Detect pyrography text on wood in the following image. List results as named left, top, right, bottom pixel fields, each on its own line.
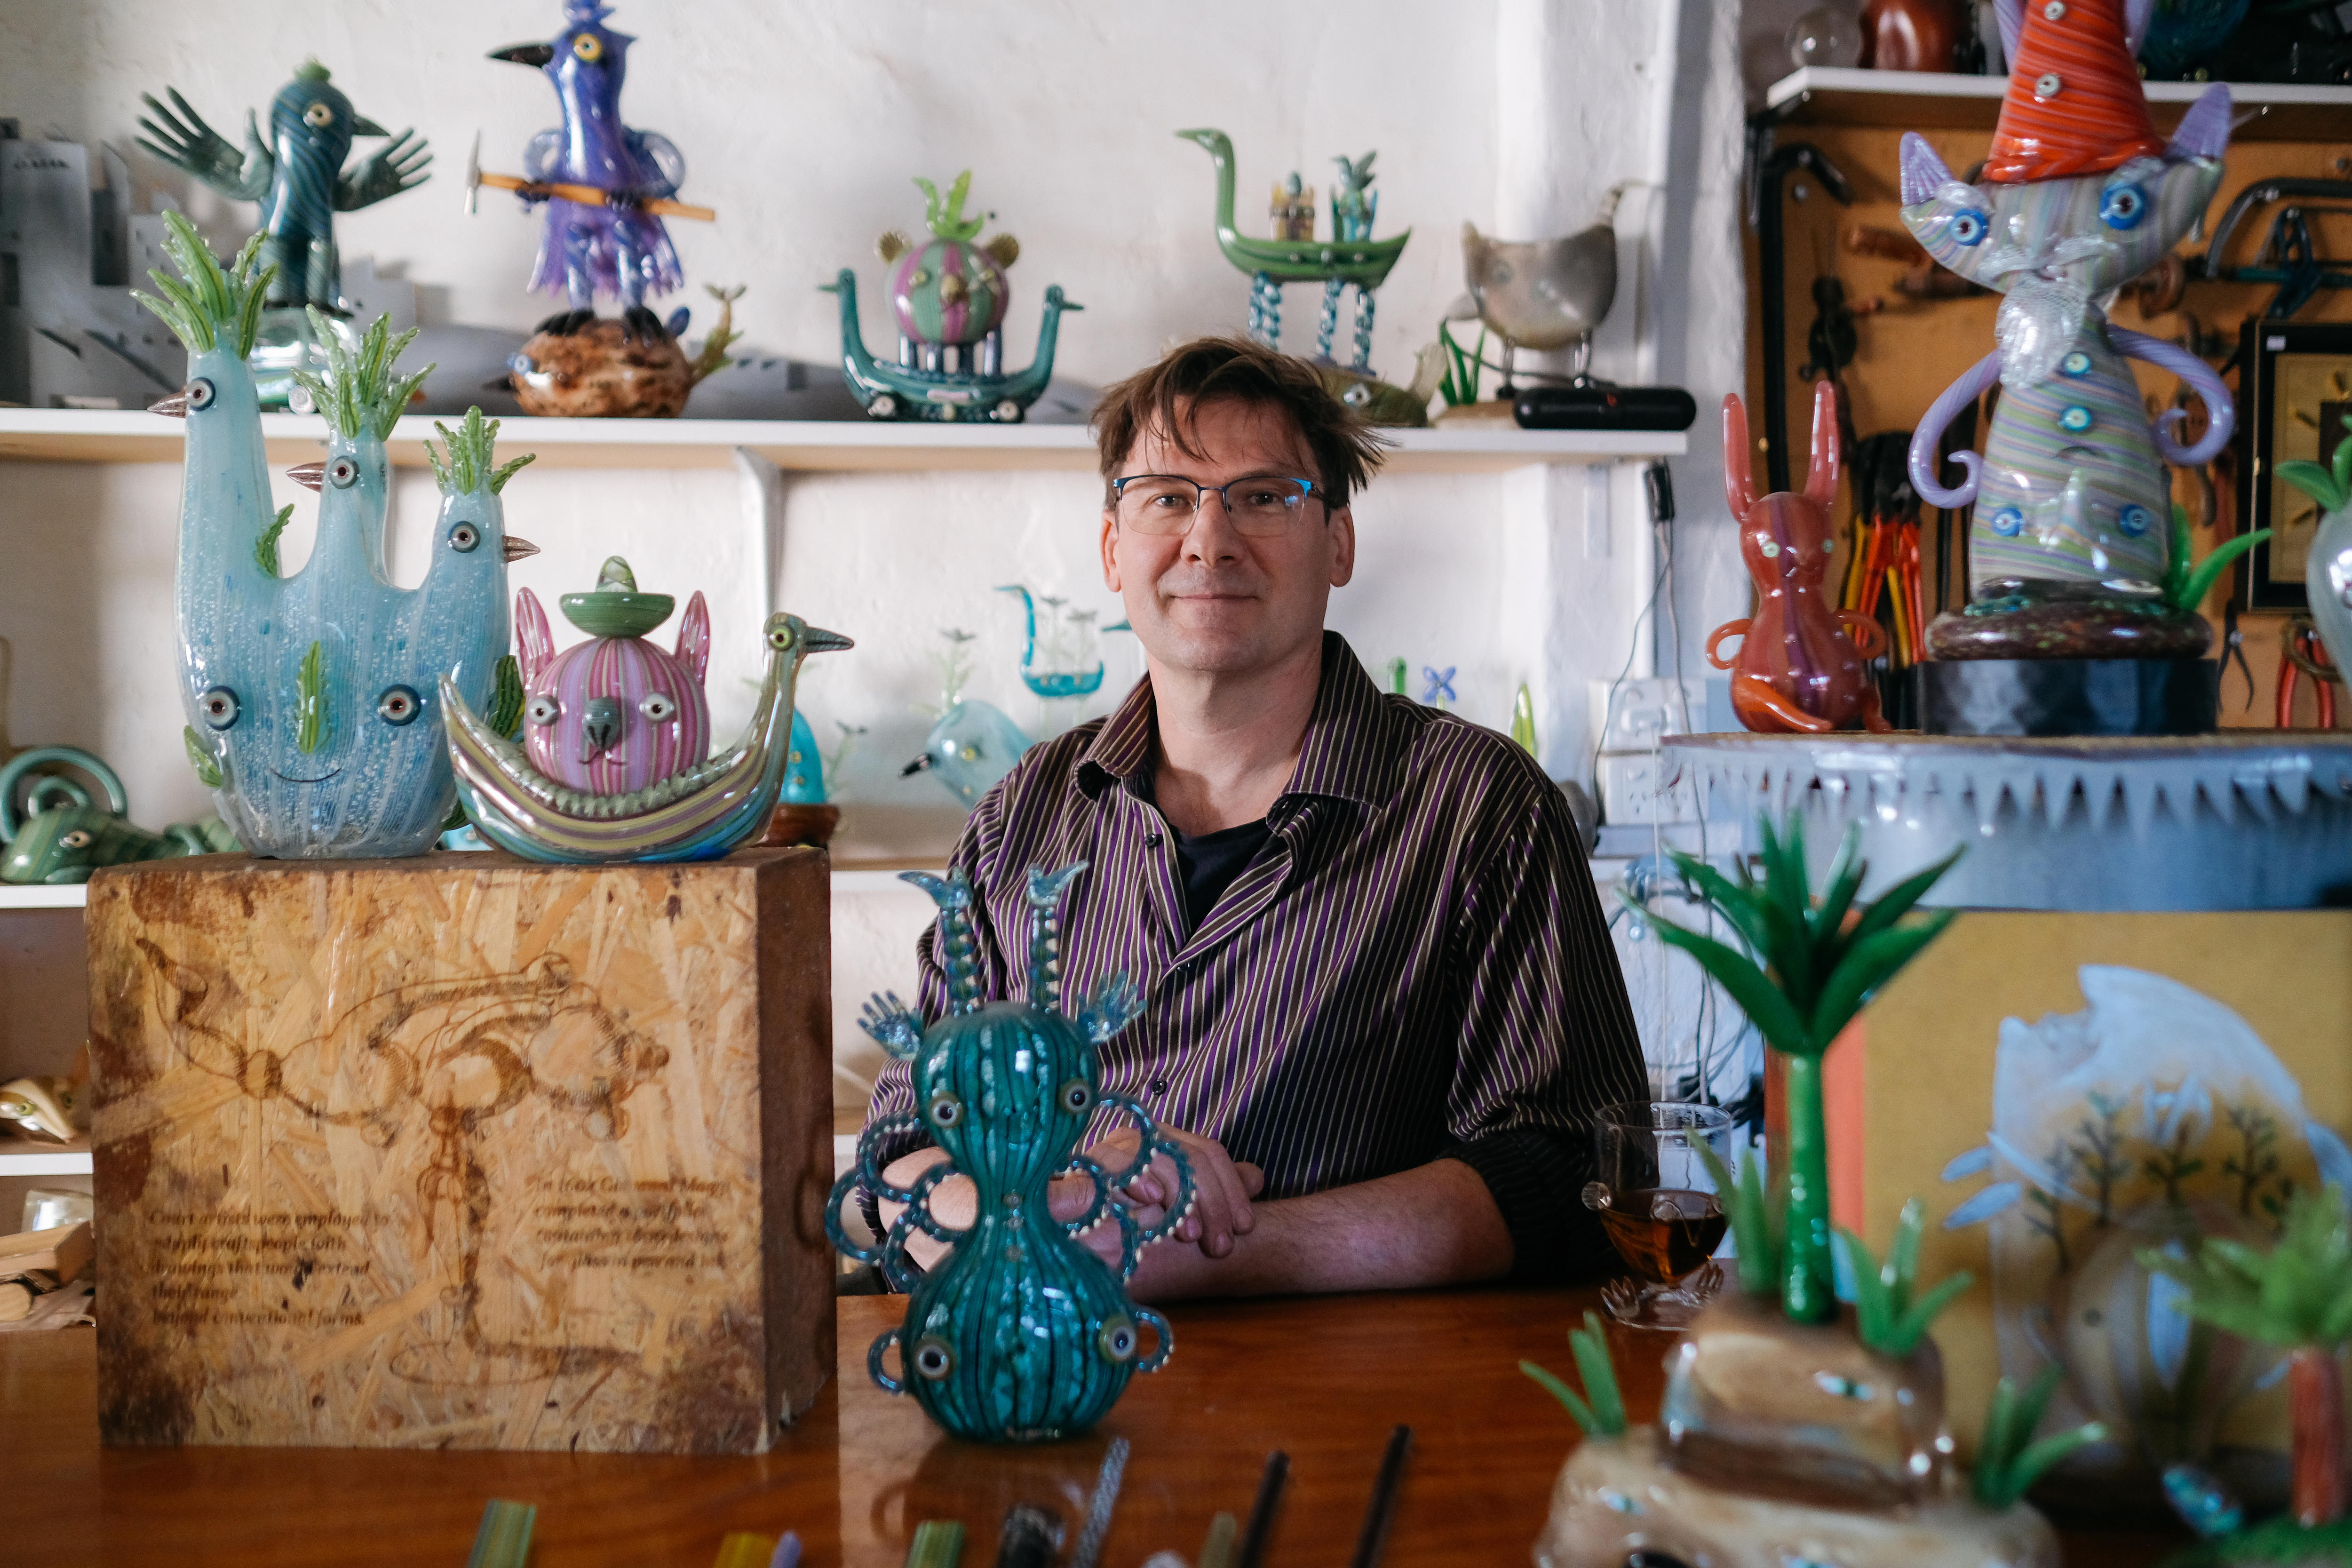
left=84, top=848, right=834, bottom=1454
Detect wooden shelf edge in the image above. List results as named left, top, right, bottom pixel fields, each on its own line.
left=0, top=886, right=87, bottom=910
left=1762, top=67, right=2352, bottom=139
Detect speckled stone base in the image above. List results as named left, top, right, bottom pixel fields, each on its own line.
left=1926, top=580, right=2211, bottom=662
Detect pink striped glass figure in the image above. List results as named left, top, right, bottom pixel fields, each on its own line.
left=515, top=557, right=711, bottom=796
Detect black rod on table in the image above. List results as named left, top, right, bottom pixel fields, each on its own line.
left=1232, top=1449, right=1289, bottom=1568
left=1345, top=1425, right=1412, bottom=1568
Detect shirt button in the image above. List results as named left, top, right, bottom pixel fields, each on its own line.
left=1145, top=832, right=1163, bottom=848
left=1149, top=1078, right=1169, bottom=1095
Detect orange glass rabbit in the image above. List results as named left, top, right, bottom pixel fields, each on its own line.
left=1709, top=382, right=1891, bottom=734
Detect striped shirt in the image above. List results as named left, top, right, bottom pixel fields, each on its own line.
left=863, top=632, right=1647, bottom=1283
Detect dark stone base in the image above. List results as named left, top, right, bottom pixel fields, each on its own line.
left=1919, top=658, right=2218, bottom=736
left=1925, top=579, right=2211, bottom=661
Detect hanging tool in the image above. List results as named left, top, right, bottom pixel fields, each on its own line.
left=2224, top=601, right=2255, bottom=712
left=2277, top=614, right=2341, bottom=728
left=1745, top=128, right=1854, bottom=493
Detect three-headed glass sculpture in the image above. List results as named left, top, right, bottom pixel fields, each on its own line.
left=137, top=214, right=530, bottom=858
left=828, top=863, right=1195, bottom=1443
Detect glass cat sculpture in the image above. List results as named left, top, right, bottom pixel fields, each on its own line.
left=826, top=863, right=1195, bottom=1443
left=1900, top=0, right=2235, bottom=660
left=442, top=603, right=849, bottom=863
left=136, top=214, right=533, bottom=859
left=516, top=557, right=712, bottom=796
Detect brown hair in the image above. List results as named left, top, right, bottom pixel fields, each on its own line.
left=1091, top=336, right=1391, bottom=509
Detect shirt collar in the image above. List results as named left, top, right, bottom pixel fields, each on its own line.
left=1076, top=631, right=1407, bottom=810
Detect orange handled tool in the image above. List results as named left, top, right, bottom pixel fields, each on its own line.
left=464, top=132, right=714, bottom=222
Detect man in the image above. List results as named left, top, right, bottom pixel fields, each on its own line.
left=865, top=337, right=1645, bottom=1299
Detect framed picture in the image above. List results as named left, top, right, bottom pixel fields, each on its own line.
left=2238, top=319, right=2352, bottom=610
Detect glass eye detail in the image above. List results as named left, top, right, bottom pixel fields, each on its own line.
left=638, top=692, right=677, bottom=722
left=911, top=1336, right=954, bottom=1380
left=1098, top=1316, right=1138, bottom=1363
left=2060, top=351, right=2092, bottom=377
left=1948, top=209, right=1989, bottom=246
left=199, top=686, right=240, bottom=730
left=527, top=695, right=561, bottom=727
left=2119, top=505, right=2153, bottom=537
left=448, top=522, right=481, bottom=553
left=328, top=456, right=359, bottom=489
left=2099, top=183, right=2147, bottom=230
left=573, top=32, right=603, bottom=61
left=927, top=1091, right=963, bottom=1129
left=766, top=625, right=798, bottom=651
left=60, top=829, right=94, bottom=851
left=2059, top=405, right=2094, bottom=434
left=376, top=685, right=421, bottom=725
left=1057, top=1078, right=1094, bottom=1115
left=1991, top=508, right=2025, bottom=538
left=302, top=101, right=334, bottom=128
left=186, top=377, right=216, bottom=411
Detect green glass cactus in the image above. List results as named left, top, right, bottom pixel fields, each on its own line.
left=1631, top=814, right=1961, bottom=1324
left=1973, top=1365, right=2108, bottom=1511
left=1520, top=1310, right=1627, bottom=1438
left=1835, top=1199, right=1974, bottom=1359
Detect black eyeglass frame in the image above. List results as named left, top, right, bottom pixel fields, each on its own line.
left=1106, top=473, right=1328, bottom=534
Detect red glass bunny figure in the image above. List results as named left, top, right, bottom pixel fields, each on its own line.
left=1709, top=381, right=1891, bottom=734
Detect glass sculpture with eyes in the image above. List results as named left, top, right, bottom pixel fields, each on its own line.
left=1898, top=1, right=2234, bottom=641
left=146, top=217, right=535, bottom=859
left=829, top=865, right=1195, bottom=1443
left=514, top=560, right=712, bottom=796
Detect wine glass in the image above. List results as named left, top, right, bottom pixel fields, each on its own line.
left=1582, top=1100, right=1733, bottom=1331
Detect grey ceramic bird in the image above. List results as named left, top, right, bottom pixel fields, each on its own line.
left=1458, top=181, right=1636, bottom=383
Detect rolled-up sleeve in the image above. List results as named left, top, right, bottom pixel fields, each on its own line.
left=1441, top=783, right=1648, bottom=1284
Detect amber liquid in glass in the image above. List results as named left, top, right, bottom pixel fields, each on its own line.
left=1597, top=1189, right=1727, bottom=1282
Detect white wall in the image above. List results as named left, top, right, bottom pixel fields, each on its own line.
left=0, top=1, right=1748, bottom=1112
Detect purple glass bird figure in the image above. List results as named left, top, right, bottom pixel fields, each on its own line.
left=491, top=1, right=686, bottom=342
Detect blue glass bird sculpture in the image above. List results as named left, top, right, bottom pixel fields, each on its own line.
left=136, top=214, right=535, bottom=858
left=828, top=864, right=1195, bottom=1443
left=136, top=59, right=429, bottom=313
left=492, top=1, right=688, bottom=342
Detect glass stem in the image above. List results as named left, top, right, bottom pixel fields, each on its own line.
left=1781, top=1052, right=1836, bottom=1324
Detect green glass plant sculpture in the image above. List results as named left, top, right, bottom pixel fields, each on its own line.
left=1634, top=814, right=1961, bottom=1322
left=2142, top=1184, right=2352, bottom=1552
left=1836, top=1199, right=1976, bottom=1359
left=1974, top=1366, right=2108, bottom=1512
left=1521, top=1310, right=1627, bottom=1438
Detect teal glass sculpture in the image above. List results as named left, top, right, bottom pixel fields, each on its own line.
left=137, top=59, right=429, bottom=406
left=138, top=214, right=532, bottom=858
left=827, top=864, right=1194, bottom=1442
left=902, top=629, right=1032, bottom=808
left=0, top=747, right=238, bottom=884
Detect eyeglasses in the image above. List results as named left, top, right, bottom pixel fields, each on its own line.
left=1108, top=474, right=1324, bottom=537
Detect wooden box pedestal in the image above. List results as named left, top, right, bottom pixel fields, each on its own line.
left=84, top=849, right=834, bottom=1454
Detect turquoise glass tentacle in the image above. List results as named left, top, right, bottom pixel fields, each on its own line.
left=826, top=861, right=1196, bottom=1442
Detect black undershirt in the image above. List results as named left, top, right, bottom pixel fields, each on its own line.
left=1170, top=815, right=1272, bottom=936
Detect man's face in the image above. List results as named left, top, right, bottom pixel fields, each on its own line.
left=1099, top=398, right=1355, bottom=678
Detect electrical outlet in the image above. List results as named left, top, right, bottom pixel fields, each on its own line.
left=1597, top=750, right=1700, bottom=825
left=1589, top=677, right=1704, bottom=756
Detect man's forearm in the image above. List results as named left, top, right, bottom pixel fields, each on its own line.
left=1124, top=1157, right=1510, bottom=1301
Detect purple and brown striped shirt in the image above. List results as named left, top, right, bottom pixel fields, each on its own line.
left=864, top=632, right=1647, bottom=1282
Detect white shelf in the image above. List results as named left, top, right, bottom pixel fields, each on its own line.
left=0, top=1143, right=91, bottom=1176
left=0, top=870, right=934, bottom=906
left=0, top=885, right=86, bottom=910
left=1761, top=67, right=2352, bottom=140
left=0, top=407, right=1683, bottom=474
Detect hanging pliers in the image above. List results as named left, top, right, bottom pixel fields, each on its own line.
left=2277, top=614, right=2339, bottom=729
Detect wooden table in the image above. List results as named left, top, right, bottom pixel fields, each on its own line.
left=1, top=1289, right=2185, bottom=1566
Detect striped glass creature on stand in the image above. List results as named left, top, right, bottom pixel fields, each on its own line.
left=828, top=863, right=1194, bottom=1442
